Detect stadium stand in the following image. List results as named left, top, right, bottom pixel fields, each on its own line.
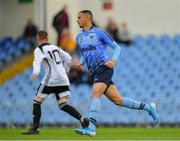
left=0, top=53, right=33, bottom=84
left=0, top=37, right=31, bottom=64
left=0, top=37, right=33, bottom=84
left=0, top=34, right=180, bottom=126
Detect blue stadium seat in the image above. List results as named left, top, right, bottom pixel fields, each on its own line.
left=0, top=37, right=31, bottom=64
left=159, top=34, right=170, bottom=43
left=173, top=34, right=180, bottom=45
left=17, top=39, right=31, bottom=51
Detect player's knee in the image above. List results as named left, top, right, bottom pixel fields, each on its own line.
left=33, top=100, right=42, bottom=105
left=34, top=96, right=44, bottom=103
left=113, top=97, right=122, bottom=106
left=58, top=96, right=70, bottom=109
left=92, top=92, right=102, bottom=98
left=114, top=100, right=120, bottom=106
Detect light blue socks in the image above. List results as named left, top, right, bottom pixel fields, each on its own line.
left=121, top=97, right=150, bottom=111
left=88, top=97, right=101, bottom=130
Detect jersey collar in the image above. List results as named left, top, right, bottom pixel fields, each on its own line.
left=38, top=43, right=50, bottom=53
left=82, top=26, right=94, bottom=32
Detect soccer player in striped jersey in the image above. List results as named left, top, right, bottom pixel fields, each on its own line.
left=22, top=30, right=89, bottom=135
left=74, top=10, right=159, bottom=137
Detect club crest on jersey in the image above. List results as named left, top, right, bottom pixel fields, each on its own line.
left=90, top=35, right=94, bottom=39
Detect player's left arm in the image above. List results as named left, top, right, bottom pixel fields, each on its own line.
left=98, top=29, right=121, bottom=68
left=105, top=41, right=121, bottom=68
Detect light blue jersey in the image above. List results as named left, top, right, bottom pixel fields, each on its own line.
left=76, top=26, right=117, bottom=73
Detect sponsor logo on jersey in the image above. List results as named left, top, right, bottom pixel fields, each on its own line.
left=81, top=45, right=96, bottom=53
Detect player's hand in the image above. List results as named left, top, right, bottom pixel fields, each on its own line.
left=86, top=70, right=90, bottom=76
left=105, top=59, right=116, bottom=68
left=31, top=73, right=38, bottom=80
left=75, top=63, right=82, bottom=70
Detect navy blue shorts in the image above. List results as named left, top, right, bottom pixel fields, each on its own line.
left=91, top=65, right=114, bottom=86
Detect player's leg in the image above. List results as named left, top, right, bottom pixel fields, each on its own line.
left=56, top=92, right=89, bottom=128
left=75, top=82, right=107, bottom=136
left=88, top=82, right=106, bottom=129
left=22, top=84, right=47, bottom=134
left=75, top=65, right=113, bottom=136
left=105, top=85, right=150, bottom=110
left=22, top=96, right=45, bottom=134
left=105, top=85, right=159, bottom=124
left=32, top=96, right=45, bottom=130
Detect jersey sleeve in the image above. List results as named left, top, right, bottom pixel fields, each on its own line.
left=76, top=35, right=88, bottom=70
left=97, top=29, right=115, bottom=46
left=59, top=48, right=72, bottom=72
left=77, top=43, right=85, bottom=65
left=33, top=48, right=45, bottom=75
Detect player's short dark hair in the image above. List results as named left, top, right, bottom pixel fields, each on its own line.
left=79, top=10, right=93, bottom=20
left=37, top=30, right=48, bottom=39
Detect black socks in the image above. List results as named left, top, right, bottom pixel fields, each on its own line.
left=32, top=102, right=41, bottom=130
left=60, top=104, right=82, bottom=121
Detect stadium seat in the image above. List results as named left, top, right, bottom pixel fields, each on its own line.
left=0, top=37, right=31, bottom=65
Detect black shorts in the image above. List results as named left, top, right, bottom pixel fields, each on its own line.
left=91, top=65, right=114, bottom=86
left=36, top=84, right=71, bottom=100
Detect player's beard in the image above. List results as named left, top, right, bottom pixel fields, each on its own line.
left=79, top=24, right=83, bottom=28
left=78, top=23, right=84, bottom=28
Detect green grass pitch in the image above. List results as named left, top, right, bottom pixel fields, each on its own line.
left=0, top=127, right=180, bottom=140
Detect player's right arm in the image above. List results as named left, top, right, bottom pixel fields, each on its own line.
left=75, top=35, right=90, bottom=73
left=32, top=48, right=45, bottom=80
left=75, top=38, right=86, bottom=70
left=76, top=52, right=86, bottom=70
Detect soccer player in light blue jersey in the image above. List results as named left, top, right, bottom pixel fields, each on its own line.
left=75, top=10, right=159, bottom=137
